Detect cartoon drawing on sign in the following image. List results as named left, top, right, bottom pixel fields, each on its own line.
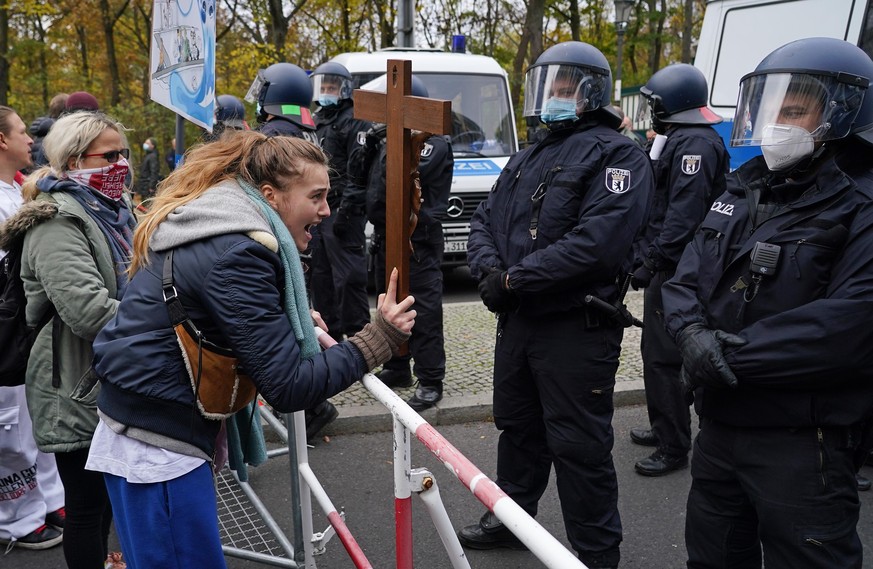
left=150, top=0, right=215, bottom=129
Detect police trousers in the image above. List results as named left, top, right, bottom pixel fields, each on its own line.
left=687, top=418, right=862, bottom=569
left=310, top=212, right=371, bottom=340
left=375, top=237, right=445, bottom=385
left=641, top=269, right=691, bottom=456
left=493, top=310, right=623, bottom=564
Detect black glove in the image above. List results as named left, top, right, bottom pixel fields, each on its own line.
left=630, top=265, right=654, bottom=290
left=333, top=207, right=352, bottom=239
left=676, top=323, right=747, bottom=391
left=478, top=270, right=517, bottom=313
left=365, top=124, right=386, bottom=149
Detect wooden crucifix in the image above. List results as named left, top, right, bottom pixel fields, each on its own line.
left=354, top=59, right=452, bottom=300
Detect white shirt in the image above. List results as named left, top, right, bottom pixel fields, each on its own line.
left=0, top=180, right=22, bottom=260
left=86, top=419, right=205, bottom=484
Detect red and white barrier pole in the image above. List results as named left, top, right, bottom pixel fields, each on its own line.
left=316, top=327, right=586, bottom=569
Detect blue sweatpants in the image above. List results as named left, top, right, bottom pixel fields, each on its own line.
left=103, top=463, right=226, bottom=569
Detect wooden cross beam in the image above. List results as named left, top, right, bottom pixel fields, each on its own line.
left=354, top=59, right=452, bottom=300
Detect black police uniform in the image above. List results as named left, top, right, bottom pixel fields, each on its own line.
left=259, top=117, right=319, bottom=145
left=467, top=117, right=653, bottom=565
left=662, top=153, right=873, bottom=568
left=310, top=99, right=371, bottom=341
left=365, top=132, right=453, bottom=391
left=634, top=125, right=729, bottom=461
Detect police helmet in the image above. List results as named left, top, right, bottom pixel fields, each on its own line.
left=639, top=64, right=721, bottom=129
left=731, top=37, right=873, bottom=149
left=311, top=62, right=355, bottom=105
left=523, top=41, right=614, bottom=126
left=253, top=62, right=315, bottom=130
left=215, top=94, right=247, bottom=129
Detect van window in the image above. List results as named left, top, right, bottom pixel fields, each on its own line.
left=711, top=0, right=855, bottom=108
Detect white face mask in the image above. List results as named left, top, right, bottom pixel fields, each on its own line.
left=760, top=124, right=815, bottom=171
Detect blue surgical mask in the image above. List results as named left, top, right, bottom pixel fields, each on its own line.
left=541, top=97, right=578, bottom=123
left=318, top=94, right=339, bottom=107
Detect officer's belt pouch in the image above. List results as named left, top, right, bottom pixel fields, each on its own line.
left=174, top=323, right=257, bottom=420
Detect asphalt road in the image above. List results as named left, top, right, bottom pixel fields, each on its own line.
left=9, top=404, right=873, bottom=568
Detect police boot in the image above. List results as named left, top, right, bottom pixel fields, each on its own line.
left=629, top=427, right=658, bottom=447
left=305, top=401, right=339, bottom=442
left=408, top=382, right=442, bottom=412
left=457, top=511, right=526, bottom=550
left=375, top=368, right=413, bottom=388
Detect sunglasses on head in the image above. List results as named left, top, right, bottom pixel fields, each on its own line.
left=81, top=148, right=130, bottom=163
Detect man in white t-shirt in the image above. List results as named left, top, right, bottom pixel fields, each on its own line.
left=0, top=106, right=65, bottom=551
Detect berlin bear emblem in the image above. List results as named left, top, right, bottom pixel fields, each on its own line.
left=605, top=168, right=631, bottom=194
left=681, top=154, right=702, bottom=175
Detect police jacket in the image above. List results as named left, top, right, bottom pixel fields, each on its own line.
left=315, top=100, right=370, bottom=212
left=259, top=117, right=319, bottom=146
left=366, top=134, right=453, bottom=246
left=93, top=182, right=366, bottom=457
left=467, top=118, right=654, bottom=316
left=662, top=154, right=873, bottom=428
left=634, top=125, right=729, bottom=272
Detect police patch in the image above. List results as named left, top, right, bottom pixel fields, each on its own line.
left=605, top=168, right=631, bottom=194
left=356, top=131, right=367, bottom=146
left=420, top=142, right=433, bottom=157
left=681, top=155, right=702, bottom=175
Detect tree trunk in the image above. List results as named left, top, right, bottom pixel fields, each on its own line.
left=681, top=0, right=693, bottom=63
left=0, top=4, right=7, bottom=105
left=569, top=0, right=580, bottom=41
left=267, top=0, right=289, bottom=57
left=99, top=0, right=122, bottom=106
left=76, top=26, right=92, bottom=89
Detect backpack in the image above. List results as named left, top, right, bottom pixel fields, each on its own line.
left=0, top=238, right=53, bottom=386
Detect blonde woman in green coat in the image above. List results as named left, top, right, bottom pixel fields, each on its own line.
left=0, top=111, right=135, bottom=569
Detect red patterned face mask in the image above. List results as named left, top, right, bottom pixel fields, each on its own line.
left=66, top=158, right=129, bottom=200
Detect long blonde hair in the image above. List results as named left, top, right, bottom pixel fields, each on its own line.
left=21, top=112, right=129, bottom=201
left=129, top=130, right=329, bottom=276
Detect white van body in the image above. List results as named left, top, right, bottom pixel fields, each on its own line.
left=330, top=48, right=519, bottom=268
left=693, top=0, right=872, bottom=169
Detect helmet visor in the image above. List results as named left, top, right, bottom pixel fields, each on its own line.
left=244, top=70, right=266, bottom=104
left=731, top=72, right=865, bottom=146
left=522, top=64, right=606, bottom=118
left=311, top=73, right=354, bottom=101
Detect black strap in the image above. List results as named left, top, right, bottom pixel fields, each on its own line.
left=160, top=250, right=234, bottom=356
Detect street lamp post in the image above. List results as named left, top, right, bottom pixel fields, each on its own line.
left=613, top=0, right=635, bottom=103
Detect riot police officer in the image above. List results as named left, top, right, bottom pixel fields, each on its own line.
left=309, top=62, right=371, bottom=343
left=459, top=42, right=654, bottom=569
left=203, top=94, right=249, bottom=142
left=360, top=76, right=453, bottom=411
left=252, top=62, right=318, bottom=145
left=662, top=38, right=873, bottom=568
left=628, top=64, right=730, bottom=477
left=252, top=62, right=335, bottom=440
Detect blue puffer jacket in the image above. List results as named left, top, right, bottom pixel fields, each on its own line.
left=93, top=183, right=366, bottom=457
left=663, top=154, right=873, bottom=428
left=467, top=119, right=654, bottom=316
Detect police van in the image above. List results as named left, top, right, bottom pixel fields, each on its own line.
left=693, top=0, right=873, bottom=169
left=329, top=48, right=519, bottom=270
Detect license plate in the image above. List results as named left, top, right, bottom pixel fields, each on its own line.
left=444, top=240, right=467, bottom=253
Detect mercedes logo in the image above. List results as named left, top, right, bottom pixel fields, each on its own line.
left=446, top=196, right=464, bottom=218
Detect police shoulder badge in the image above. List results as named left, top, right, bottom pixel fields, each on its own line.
left=681, top=155, right=702, bottom=175
left=420, top=142, right=433, bottom=157
left=605, top=168, right=632, bottom=194
left=356, top=131, right=367, bottom=146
